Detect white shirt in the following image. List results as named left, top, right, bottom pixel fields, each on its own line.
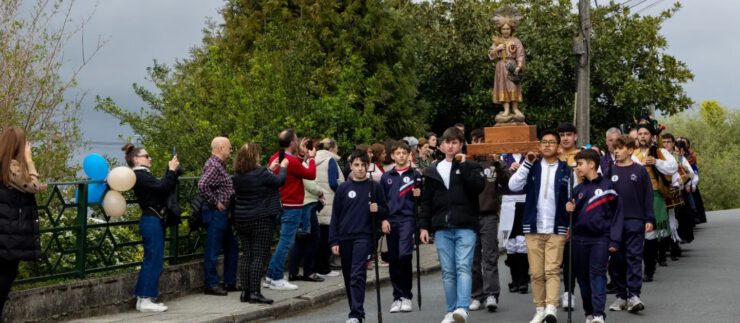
left=536, top=159, right=559, bottom=233
left=437, top=159, right=452, bottom=189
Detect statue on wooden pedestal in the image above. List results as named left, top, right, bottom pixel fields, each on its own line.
left=488, top=6, right=525, bottom=124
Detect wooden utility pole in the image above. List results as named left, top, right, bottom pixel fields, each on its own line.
left=574, top=0, right=591, bottom=146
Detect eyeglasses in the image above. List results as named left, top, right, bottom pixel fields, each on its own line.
left=136, top=154, right=151, bottom=159
left=540, top=140, right=558, bottom=146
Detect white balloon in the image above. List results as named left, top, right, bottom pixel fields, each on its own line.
left=103, top=190, right=127, bottom=219
left=107, top=167, right=136, bottom=191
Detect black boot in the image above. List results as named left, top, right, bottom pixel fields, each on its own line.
left=507, top=254, right=518, bottom=293
left=240, top=290, right=250, bottom=302
left=248, top=292, right=274, bottom=304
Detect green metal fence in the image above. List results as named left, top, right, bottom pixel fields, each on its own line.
left=16, top=177, right=205, bottom=285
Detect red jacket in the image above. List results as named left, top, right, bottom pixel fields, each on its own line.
left=269, top=151, right=316, bottom=208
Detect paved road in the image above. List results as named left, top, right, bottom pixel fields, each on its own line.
left=274, top=210, right=740, bottom=323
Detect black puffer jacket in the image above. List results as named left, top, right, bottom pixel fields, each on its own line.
left=0, top=184, right=41, bottom=261
left=232, top=166, right=287, bottom=222
left=419, top=160, right=486, bottom=232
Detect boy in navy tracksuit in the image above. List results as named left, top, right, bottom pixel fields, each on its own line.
left=330, top=150, right=389, bottom=323
left=566, top=149, right=622, bottom=323
left=380, top=141, right=421, bottom=313
left=607, top=135, right=653, bottom=313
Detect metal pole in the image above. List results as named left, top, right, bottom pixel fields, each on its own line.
left=75, top=183, right=89, bottom=278
left=575, top=0, right=592, bottom=146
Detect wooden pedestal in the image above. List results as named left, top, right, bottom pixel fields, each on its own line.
left=468, top=124, right=540, bottom=156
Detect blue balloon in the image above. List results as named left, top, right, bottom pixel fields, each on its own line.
left=75, top=183, right=107, bottom=205
left=82, top=153, right=110, bottom=180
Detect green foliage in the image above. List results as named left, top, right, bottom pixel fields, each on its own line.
left=98, top=0, right=693, bottom=169
left=662, top=100, right=740, bottom=211
left=0, top=0, right=103, bottom=180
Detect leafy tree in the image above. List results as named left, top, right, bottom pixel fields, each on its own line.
left=662, top=100, right=740, bottom=211
left=411, top=0, right=693, bottom=144
left=99, top=0, right=694, bottom=170
left=0, top=0, right=103, bottom=179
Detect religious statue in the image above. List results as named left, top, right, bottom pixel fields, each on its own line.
left=489, top=6, right=525, bottom=124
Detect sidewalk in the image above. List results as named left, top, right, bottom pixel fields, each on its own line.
left=70, top=244, right=440, bottom=323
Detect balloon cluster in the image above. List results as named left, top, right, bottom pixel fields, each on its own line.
left=79, top=154, right=136, bottom=219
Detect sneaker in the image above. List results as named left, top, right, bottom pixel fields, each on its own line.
left=441, top=312, right=455, bottom=323
left=469, top=299, right=481, bottom=311
left=390, top=299, right=402, bottom=313
left=452, top=308, right=468, bottom=323
left=318, top=270, right=341, bottom=277
left=136, top=297, right=141, bottom=311
left=627, top=295, right=645, bottom=313
left=346, top=318, right=360, bottom=323
left=268, top=278, right=298, bottom=290
left=544, top=304, right=558, bottom=323
left=529, top=307, right=546, bottom=323
left=400, top=297, right=413, bottom=312
left=561, top=291, right=575, bottom=310
left=262, top=277, right=272, bottom=288
left=608, top=297, right=627, bottom=311
left=586, top=315, right=594, bottom=323
left=591, top=315, right=605, bottom=323
left=137, top=297, right=167, bottom=313
left=485, top=295, right=498, bottom=312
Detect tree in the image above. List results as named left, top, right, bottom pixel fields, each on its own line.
left=99, top=0, right=694, bottom=170
left=97, top=0, right=427, bottom=171
left=0, top=0, right=103, bottom=179
left=662, top=100, right=740, bottom=211
left=411, top=0, right=693, bottom=144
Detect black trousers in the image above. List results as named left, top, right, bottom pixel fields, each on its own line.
left=0, top=258, right=20, bottom=321
left=643, top=238, right=658, bottom=278
left=563, top=241, right=577, bottom=294
left=289, top=204, right=320, bottom=277
left=316, top=224, right=333, bottom=275
left=234, top=218, right=275, bottom=293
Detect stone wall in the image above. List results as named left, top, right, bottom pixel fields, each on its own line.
left=3, top=259, right=214, bottom=322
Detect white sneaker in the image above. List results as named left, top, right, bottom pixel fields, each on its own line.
left=318, top=270, right=341, bottom=277
left=262, top=277, right=272, bottom=288
left=390, top=299, right=402, bottom=313
left=529, top=307, right=546, bottom=323
left=268, top=278, right=298, bottom=290
left=544, top=304, right=558, bottom=323
left=562, top=291, right=575, bottom=309
left=452, top=308, right=468, bottom=323
left=608, top=297, right=627, bottom=311
left=469, top=299, right=481, bottom=311
left=627, top=295, right=645, bottom=313
left=346, top=318, right=360, bottom=323
left=591, top=315, right=605, bottom=323
left=485, top=295, right=498, bottom=312
left=585, top=315, right=594, bottom=323
left=137, top=297, right=167, bottom=312
left=441, top=312, right=455, bottom=323
left=400, top=297, right=413, bottom=312
left=136, top=297, right=141, bottom=311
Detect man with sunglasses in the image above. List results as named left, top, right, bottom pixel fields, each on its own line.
left=509, top=130, right=572, bottom=323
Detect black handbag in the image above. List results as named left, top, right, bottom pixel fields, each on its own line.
left=188, top=195, right=205, bottom=230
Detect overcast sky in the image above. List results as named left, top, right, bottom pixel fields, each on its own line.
left=56, top=0, right=739, bottom=158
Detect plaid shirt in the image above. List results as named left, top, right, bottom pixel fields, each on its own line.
left=198, top=155, right=234, bottom=208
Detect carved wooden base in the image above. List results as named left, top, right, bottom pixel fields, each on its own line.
left=468, top=124, right=539, bottom=155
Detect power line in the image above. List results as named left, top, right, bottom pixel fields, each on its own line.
left=636, top=0, right=667, bottom=15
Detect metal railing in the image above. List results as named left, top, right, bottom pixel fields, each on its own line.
left=16, top=177, right=205, bottom=285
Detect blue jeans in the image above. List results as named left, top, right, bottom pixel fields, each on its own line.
left=267, top=207, right=302, bottom=280
left=435, top=228, right=477, bottom=313
left=203, top=205, right=239, bottom=289
left=135, top=215, right=165, bottom=298
left=289, top=203, right=320, bottom=277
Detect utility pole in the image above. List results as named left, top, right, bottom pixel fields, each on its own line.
left=574, top=0, right=591, bottom=146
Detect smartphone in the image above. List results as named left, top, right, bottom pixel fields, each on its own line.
left=172, top=146, right=177, bottom=157
left=279, top=149, right=285, bottom=162
left=305, top=139, right=314, bottom=151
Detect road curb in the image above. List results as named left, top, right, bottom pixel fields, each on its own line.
left=195, top=262, right=441, bottom=323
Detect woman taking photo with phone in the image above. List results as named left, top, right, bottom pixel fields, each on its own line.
left=122, top=143, right=180, bottom=313
left=0, top=127, right=47, bottom=320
